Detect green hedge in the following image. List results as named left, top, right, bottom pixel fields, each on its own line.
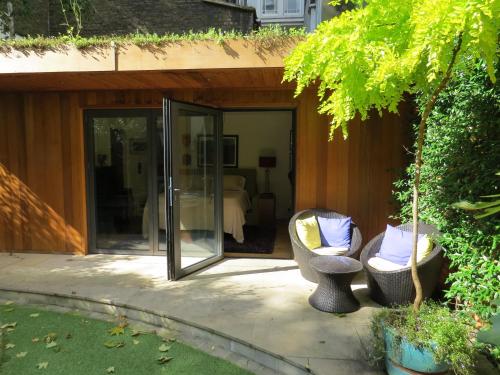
left=394, top=61, right=500, bottom=320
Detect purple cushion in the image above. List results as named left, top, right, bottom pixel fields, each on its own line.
left=377, top=224, right=423, bottom=266
left=317, top=216, right=352, bottom=248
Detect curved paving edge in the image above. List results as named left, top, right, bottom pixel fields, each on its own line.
left=0, top=288, right=313, bottom=375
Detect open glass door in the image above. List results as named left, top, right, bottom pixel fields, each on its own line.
left=164, top=99, right=223, bottom=280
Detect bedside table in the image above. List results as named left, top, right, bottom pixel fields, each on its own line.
left=258, top=193, right=276, bottom=227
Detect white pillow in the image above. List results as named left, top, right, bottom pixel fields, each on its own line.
left=312, top=247, right=349, bottom=256
left=224, top=175, right=246, bottom=191
left=367, top=257, right=406, bottom=271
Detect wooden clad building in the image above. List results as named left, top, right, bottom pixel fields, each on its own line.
left=0, top=39, right=411, bottom=277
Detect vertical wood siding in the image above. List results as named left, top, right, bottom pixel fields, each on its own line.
left=0, top=89, right=411, bottom=254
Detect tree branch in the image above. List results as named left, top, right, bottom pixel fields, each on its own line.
left=412, top=33, right=463, bottom=312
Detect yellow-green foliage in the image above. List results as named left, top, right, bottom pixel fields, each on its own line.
left=283, top=0, right=499, bottom=139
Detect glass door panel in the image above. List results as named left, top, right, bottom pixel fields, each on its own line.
left=165, top=100, right=223, bottom=280
left=90, top=114, right=150, bottom=252
left=156, top=115, right=167, bottom=252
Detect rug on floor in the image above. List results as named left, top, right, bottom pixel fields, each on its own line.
left=224, top=225, right=276, bottom=254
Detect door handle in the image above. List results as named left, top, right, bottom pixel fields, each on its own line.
left=168, top=177, right=174, bottom=207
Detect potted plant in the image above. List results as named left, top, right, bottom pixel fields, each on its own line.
left=369, top=303, right=476, bottom=374
left=284, top=0, right=498, bottom=373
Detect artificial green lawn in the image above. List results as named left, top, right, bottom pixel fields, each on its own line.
left=0, top=303, right=253, bottom=375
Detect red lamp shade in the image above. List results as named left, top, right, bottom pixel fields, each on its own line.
left=259, top=156, right=276, bottom=168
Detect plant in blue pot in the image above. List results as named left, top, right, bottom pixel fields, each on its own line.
left=370, top=303, right=476, bottom=375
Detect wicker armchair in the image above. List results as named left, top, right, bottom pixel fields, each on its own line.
left=289, top=209, right=362, bottom=283
left=360, top=223, right=444, bottom=307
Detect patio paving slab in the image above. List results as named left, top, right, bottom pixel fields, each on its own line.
left=0, top=252, right=382, bottom=375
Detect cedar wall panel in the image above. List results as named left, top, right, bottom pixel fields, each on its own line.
left=0, top=88, right=410, bottom=255
left=294, top=92, right=412, bottom=243
left=0, top=92, right=86, bottom=254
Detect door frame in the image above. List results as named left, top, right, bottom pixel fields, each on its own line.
left=84, top=108, right=163, bottom=255
left=164, top=99, right=224, bottom=280
left=83, top=105, right=297, bottom=278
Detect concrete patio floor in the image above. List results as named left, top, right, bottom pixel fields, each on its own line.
left=0, top=252, right=383, bottom=375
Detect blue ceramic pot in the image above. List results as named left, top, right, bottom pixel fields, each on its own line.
left=383, top=325, right=449, bottom=374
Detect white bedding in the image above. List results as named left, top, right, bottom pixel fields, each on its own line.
left=142, top=190, right=251, bottom=243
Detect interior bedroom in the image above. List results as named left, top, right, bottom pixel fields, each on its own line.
left=221, top=110, right=294, bottom=259
left=166, top=109, right=295, bottom=266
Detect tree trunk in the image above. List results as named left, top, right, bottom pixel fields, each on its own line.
left=411, top=35, right=463, bottom=312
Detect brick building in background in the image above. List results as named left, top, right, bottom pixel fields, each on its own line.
left=0, top=0, right=257, bottom=37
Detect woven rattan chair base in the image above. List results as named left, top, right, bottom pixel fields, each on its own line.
left=308, top=256, right=362, bottom=313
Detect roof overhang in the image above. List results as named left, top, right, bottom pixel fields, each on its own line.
left=0, top=39, right=298, bottom=91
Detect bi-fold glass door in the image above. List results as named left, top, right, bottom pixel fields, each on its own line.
left=86, top=109, right=165, bottom=255
left=164, top=100, right=224, bottom=280
left=86, top=102, right=224, bottom=280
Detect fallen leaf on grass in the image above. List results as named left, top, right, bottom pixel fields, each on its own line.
left=133, top=339, right=140, bottom=345
left=5, top=343, right=15, bottom=349
left=108, top=326, right=125, bottom=336
left=32, top=337, right=40, bottom=343
left=104, top=341, right=116, bottom=349
left=1, top=322, right=17, bottom=329
left=44, top=333, right=57, bottom=343
left=4, top=301, right=14, bottom=306
left=30, top=313, right=40, bottom=318
left=16, top=351, right=27, bottom=358
left=104, top=341, right=125, bottom=349
left=46, top=341, right=58, bottom=349
left=4, top=308, right=14, bottom=312
left=130, top=329, right=148, bottom=337
left=158, top=344, right=171, bottom=352
left=6, top=328, right=15, bottom=333
left=106, top=367, right=115, bottom=374
left=157, top=356, right=173, bottom=364
left=37, top=362, right=48, bottom=370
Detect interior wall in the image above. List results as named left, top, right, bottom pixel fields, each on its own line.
left=223, top=111, right=293, bottom=219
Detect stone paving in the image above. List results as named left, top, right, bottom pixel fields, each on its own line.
left=0, top=252, right=383, bottom=375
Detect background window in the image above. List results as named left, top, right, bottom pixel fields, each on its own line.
left=284, top=0, right=300, bottom=14
left=262, top=0, right=278, bottom=14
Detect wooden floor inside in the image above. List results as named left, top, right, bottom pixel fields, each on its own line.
left=224, top=221, right=293, bottom=260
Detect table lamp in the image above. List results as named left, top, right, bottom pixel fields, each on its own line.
left=259, top=156, right=276, bottom=194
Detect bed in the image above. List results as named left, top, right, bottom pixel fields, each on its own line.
left=142, top=169, right=257, bottom=243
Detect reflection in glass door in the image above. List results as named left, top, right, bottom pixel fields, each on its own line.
left=165, top=100, right=223, bottom=279
left=155, top=115, right=167, bottom=252
left=86, top=109, right=163, bottom=254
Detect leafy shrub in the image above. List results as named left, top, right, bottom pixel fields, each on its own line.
left=371, top=302, right=477, bottom=375
left=394, top=61, right=500, bottom=320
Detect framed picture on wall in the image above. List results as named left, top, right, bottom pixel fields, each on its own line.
left=129, top=138, right=147, bottom=154
left=198, top=135, right=238, bottom=168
